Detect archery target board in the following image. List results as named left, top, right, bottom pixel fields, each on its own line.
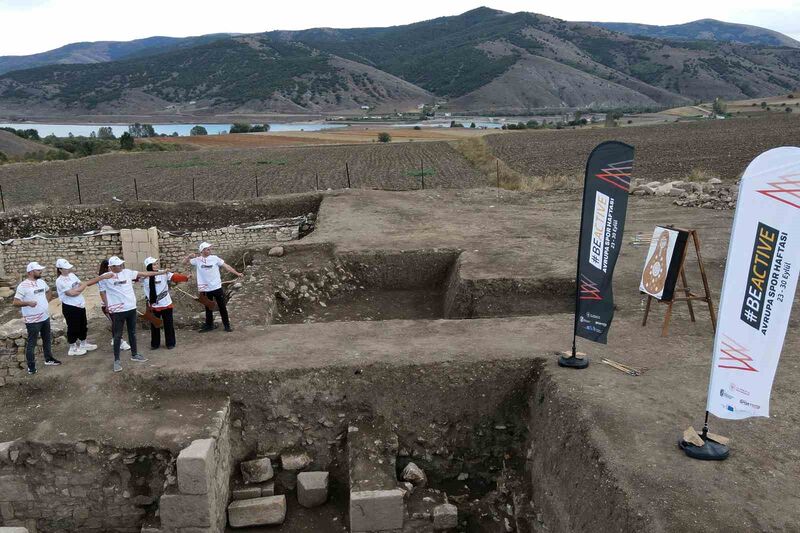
left=640, top=226, right=689, bottom=301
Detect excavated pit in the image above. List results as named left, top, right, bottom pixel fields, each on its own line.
left=262, top=247, right=573, bottom=325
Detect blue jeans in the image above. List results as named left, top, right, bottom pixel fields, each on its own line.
left=25, top=318, right=54, bottom=370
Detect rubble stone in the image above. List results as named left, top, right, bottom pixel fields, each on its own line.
left=350, top=489, right=405, bottom=532
left=281, top=451, right=312, bottom=471
left=231, top=486, right=261, bottom=501
left=433, top=503, right=458, bottom=530
left=228, top=495, right=287, bottom=527
left=401, top=462, right=427, bottom=487
left=297, top=471, right=329, bottom=508
left=241, top=457, right=274, bottom=484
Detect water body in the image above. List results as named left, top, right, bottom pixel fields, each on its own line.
left=0, top=122, right=347, bottom=138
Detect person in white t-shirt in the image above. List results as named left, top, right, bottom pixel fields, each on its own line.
left=55, top=258, right=112, bottom=357
left=13, top=262, right=60, bottom=374
left=98, top=256, right=165, bottom=373
left=140, top=257, right=189, bottom=350
left=183, top=242, right=242, bottom=333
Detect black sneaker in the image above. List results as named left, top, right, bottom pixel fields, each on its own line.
left=224, top=326, right=233, bottom=332
left=27, top=367, right=36, bottom=375
left=199, top=324, right=215, bottom=332
left=45, top=358, right=62, bottom=366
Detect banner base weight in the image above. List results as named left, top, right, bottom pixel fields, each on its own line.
left=679, top=436, right=729, bottom=461
left=558, top=355, right=589, bottom=369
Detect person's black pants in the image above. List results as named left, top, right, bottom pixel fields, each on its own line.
left=203, top=288, right=230, bottom=329
left=150, top=307, right=176, bottom=348
left=111, top=309, right=137, bottom=360
left=25, top=318, right=54, bottom=370
left=62, top=303, right=88, bottom=344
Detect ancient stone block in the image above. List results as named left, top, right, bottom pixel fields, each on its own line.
left=349, top=489, right=404, bottom=532
left=240, top=457, right=273, bottom=484
left=0, top=527, right=29, bottom=533
left=231, top=486, right=261, bottom=501
left=158, top=493, right=211, bottom=527
left=433, top=503, right=458, bottom=530
left=297, top=471, right=329, bottom=508
left=177, top=438, right=215, bottom=495
left=227, top=495, right=286, bottom=527
left=0, top=441, right=13, bottom=463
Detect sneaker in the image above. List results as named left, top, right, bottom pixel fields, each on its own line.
left=130, top=353, right=148, bottom=363
left=113, top=339, right=132, bottom=351
left=224, top=326, right=233, bottom=332
left=45, top=358, right=62, bottom=366
left=68, top=344, right=87, bottom=357
left=113, top=360, right=122, bottom=372
left=81, top=340, right=98, bottom=351
left=27, top=367, right=36, bottom=375
left=199, top=325, right=215, bottom=332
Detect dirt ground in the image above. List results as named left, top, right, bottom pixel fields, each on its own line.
left=1, top=189, right=799, bottom=531
left=152, top=125, right=493, bottom=150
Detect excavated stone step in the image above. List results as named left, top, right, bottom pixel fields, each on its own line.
left=347, top=417, right=404, bottom=532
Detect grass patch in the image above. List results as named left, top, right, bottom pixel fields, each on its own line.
left=685, top=168, right=720, bottom=182
left=147, top=157, right=211, bottom=169
left=453, top=137, right=579, bottom=191
left=256, top=159, right=287, bottom=165
left=405, top=169, right=436, bottom=178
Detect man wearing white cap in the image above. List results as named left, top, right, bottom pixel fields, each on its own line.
left=183, top=242, right=243, bottom=332
left=140, top=256, right=189, bottom=350
left=98, top=256, right=165, bottom=372
left=13, top=262, right=60, bottom=374
left=55, top=258, right=112, bottom=356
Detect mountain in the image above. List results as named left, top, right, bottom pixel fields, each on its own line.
left=589, top=19, right=800, bottom=48
left=1, top=7, right=799, bottom=116
left=0, top=34, right=233, bottom=75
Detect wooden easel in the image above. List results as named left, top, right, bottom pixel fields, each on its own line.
left=642, top=228, right=717, bottom=337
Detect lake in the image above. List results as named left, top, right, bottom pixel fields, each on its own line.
left=0, top=122, right=347, bottom=137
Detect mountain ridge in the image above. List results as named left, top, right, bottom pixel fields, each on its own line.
left=1, top=8, right=798, bottom=116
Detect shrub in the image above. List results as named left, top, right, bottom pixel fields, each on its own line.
left=413, top=125, right=421, bottom=130
left=190, top=125, right=208, bottom=136
left=377, top=132, right=391, bottom=143
left=128, top=123, right=156, bottom=138
left=0, top=150, right=7, bottom=163
left=120, top=132, right=135, bottom=150
left=786, top=107, right=793, bottom=113
left=97, top=126, right=115, bottom=140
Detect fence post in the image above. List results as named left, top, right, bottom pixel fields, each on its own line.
left=420, top=158, right=425, bottom=190
left=255, top=175, right=259, bottom=198
left=345, top=162, right=351, bottom=189
left=134, top=178, right=139, bottom=201
left=315, top=171, right=319, bottom=191
left=76, top=174, right=82, bottom=204
left=0, top=184, right=5, bottom=212
left=192, top=177, right=196, bottom=201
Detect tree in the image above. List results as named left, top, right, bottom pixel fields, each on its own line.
left=89, top=131, right=96, bottom=139
left=230, top=123, right=252, bottom=134
left=190, top=125, right=208, bottom=136
left=97, top=126, right=115, bottom=140
left=119, top=132, right=135, bottom=150
left=470, top=122, right=476, bottom=128
left=760, top=101, right=768, bottom=109
left=786, top=107, right=793, bottom=113
left=712, top=97, right=727, bottom=115
left=377, top=132, right=391, bottom=143
left=128, top=123, right=156, bottom=138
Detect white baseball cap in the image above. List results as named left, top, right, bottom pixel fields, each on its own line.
left=26, top=261, right=46, bottom=272
left=198, top=242, right=213, bottom=252
left=144, top=257, right=158, bottom=267
left=55, top=258, right=74, bottom=270
left=108, top=256, right=125, bottom=266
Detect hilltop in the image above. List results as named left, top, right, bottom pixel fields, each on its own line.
left=1, top=7, right=799, bottom=116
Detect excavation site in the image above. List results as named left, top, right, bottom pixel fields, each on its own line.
left=1, top=186, right=799, bottom=533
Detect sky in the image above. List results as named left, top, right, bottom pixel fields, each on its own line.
left=1, top=0, right=800, bottom=56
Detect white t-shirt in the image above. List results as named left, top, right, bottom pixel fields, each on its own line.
left=98, top=269, right=139, bottom=313
left=140, top=272, right=174, bottom=309
left=15, top=278, right=50, bottom=323
left=190, top=255, right=224, bottom=292
left=56, top=273, right=85, bottom=308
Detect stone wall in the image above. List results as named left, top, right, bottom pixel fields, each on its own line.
left=154, top=400, right=232, bottom=533
left=0, top=231, right=121, bottom=280
left=0, top=440, right=172, bottom=532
